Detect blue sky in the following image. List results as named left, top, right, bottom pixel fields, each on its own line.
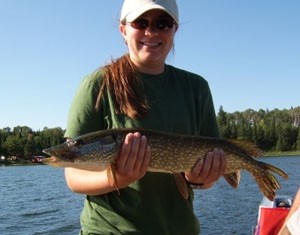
left=1, top=0, right=299, bottom=131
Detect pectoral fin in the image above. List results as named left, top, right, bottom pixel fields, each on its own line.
left=107, top=164, right=120, bottom=195
left=173, top=173, right=189, bottom=199
left=223, top=171, right=241, bottom=188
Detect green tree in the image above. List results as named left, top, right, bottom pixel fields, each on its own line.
left=263, top=116, right=277, bottom=151
left=40, top=127, right=65, bottom=148
left=297, top=128, right=300, bottom=150
left=3, top=135, right=26, bottom=157
left=13, top=126, right=32, bottom=138
left=255, top=120, right=266, bottom=149
left=217, top=106, right=232, bottom=138
left=217, top=106, right=227, bottom=126
left=24, top=138, right=37, bottom=158
left=276, top=125, right=298, bottom=151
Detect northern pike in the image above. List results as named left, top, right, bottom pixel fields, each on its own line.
left=42, top=128, right=288, bottom=201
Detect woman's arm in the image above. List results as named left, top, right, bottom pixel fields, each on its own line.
left=64, top=132, right=151, bottom=195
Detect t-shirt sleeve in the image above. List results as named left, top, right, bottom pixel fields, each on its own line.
left=64, top=70, right=106, bottom=138
left=198, top=80, right=221, bottom=138
left=287, top=206, right=300, bottom=234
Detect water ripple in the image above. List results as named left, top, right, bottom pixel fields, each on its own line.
left=1, top=156, right=299, bottom=235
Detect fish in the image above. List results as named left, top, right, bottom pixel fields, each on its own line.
left=42, top=128, right=288, bottom=201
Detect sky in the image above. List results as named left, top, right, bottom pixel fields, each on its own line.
left=1, top=0, right=299, bottom=131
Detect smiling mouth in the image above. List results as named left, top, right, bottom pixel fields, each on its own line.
left=141, top=42, right=162, bottom=46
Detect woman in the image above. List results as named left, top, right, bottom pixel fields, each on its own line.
left=64, top=0, right=226, bottom=234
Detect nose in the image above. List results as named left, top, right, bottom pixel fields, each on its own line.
left=144, top=25, right=159, bottom=36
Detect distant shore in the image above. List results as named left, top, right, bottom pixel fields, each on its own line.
left=0, top=160, right=45, bottom=167
left=263, top=151, right=300, bottom=157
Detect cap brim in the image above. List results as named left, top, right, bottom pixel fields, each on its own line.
left=125, top=5, right=178, bottom=23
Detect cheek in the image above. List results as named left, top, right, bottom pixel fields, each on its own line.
left=164, top=36, right=175, bottom=50
left=162, top=30, right=176, bottom=44
left=125, top=33, right=143, bottom=49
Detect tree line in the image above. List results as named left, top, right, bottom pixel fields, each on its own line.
left=217, top=106, right=300, bottom=152
left=0, top=127, right=64, bottom=161
left=0, top=106, right=300, bottom=161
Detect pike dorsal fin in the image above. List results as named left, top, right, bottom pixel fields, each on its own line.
left=227, top=139, right=263, bottom=158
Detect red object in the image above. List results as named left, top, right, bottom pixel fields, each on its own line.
left=256, top=207, right=290, bottom=235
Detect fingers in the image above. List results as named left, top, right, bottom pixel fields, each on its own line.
left=203, top=148, right=226, bottom=178
left=124, top=132, right=142, bottom=171
left=186, top=148, right=226, bottom=185
left=116, top=132, right=134, bottom=168
left=133, top=135, right=151, bottom=173
left=116, top=132, right=151, bottom=183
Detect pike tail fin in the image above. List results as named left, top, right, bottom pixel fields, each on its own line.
left=253, top=161, right=288, bottom=201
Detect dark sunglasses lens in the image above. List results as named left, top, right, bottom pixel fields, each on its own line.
left=131, top=19, right=149, bottom=29
left=156, top=19, right=174, bottom=30
left=130, top=18, right=175, bottom=30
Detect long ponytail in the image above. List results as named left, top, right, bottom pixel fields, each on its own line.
left=96, top=54, right=150, bottom=119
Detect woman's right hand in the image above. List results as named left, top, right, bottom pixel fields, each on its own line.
left=64, top=132, right=151, bottom=195
left=114, top=132, right=151, bottom=188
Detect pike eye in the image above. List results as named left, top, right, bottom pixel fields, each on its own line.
left=66, top=139, right=82, bottom=152
left=74, top=139, right=84, bottom=147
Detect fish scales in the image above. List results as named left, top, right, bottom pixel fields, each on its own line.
left=43, top=128, right=288, bottom=201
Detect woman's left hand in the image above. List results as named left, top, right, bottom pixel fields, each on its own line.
left=185, top=148, right=227, bottom=189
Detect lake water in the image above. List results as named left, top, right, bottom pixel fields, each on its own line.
left=1, top=156, right=299, bottom=235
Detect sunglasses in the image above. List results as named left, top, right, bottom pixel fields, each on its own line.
left=127, top=18, right=176, bottom=31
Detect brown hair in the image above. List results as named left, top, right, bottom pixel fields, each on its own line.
left=96, top=54, right=150, bottom=119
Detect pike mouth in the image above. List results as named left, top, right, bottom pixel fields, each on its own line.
left=43, top=156, right=58, bottom=165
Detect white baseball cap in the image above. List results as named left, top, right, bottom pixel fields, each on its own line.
left=120, top=0, right=179, bottom=24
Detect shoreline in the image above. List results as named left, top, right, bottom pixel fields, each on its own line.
left=263, top=151, right=300, bottom=157
left=1, top=161, right=46, bottom=167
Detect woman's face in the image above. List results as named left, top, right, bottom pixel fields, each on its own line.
left=120, top=10, right=177, bottom=74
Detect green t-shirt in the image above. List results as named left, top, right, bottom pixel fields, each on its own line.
left=65, top=64, right=220, bottom=235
